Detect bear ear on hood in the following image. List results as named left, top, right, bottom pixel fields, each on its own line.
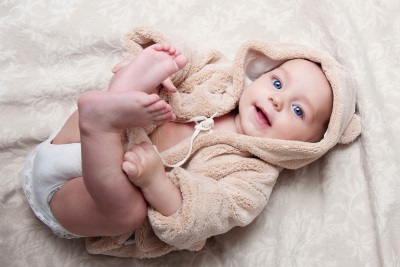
left=338, top=114, right=361, bottom=144
left=245, top=56, right=285, bottom=81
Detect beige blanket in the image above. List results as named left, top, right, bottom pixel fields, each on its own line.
left=1, top=0, right=399, bottom=266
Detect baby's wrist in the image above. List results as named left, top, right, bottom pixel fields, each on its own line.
left=140, top=173, right=183, bottom=216
left=140, top=172, right=168, bottom=194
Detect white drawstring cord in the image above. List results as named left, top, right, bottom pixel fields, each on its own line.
left=153, top=112, right=218, bottom=168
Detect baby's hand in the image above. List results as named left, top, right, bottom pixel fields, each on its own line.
left=111, top=55, right=135, bottom=73
left=122, top=141, right=167, bottom=189
left=123, top=141, right=183, bottom=216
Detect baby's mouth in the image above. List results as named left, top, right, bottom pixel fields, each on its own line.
left=256, top=107, right=271, bottom=126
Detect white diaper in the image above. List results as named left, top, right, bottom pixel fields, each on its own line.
left=22, top=130, right=83, bottom=238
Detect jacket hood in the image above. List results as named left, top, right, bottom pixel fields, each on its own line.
left=232, top=41, right=361, bottom=169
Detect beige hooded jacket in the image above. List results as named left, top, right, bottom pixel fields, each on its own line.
left=85, top=27, right=361, bottom=258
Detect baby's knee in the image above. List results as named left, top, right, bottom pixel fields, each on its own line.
left=128, top=201, right=147, bottom=229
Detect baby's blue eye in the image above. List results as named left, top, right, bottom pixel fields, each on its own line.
left=272, top=79, right=282, bottom=89
left=293, top=106, right=303, bottom=117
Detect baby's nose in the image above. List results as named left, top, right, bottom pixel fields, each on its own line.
left=268, top=95, right=283, bottom=111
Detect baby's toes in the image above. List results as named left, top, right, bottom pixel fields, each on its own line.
left=150, top=102, right=174, bottom=116
left=153, top=43, right=172, bottom=54
left=167, top=45, right=176, bottom=56
left=174, top=53, right=188, bottom=70
left=137, top=93, right=160, bottom=107
left=146, top=99, right=168, bottom=113
left=153, top=109, right=176, bottom=124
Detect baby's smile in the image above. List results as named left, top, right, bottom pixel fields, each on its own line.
left=255, top=107, right=271, bottom=127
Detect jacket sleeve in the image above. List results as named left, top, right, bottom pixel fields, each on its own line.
left=147, top=157, right=279, bottom=249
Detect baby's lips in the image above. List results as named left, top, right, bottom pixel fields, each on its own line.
left=256, top=107, right=271, bottom=126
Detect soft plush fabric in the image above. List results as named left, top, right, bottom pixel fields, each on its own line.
left=1, top=1, right=399, bottom=266
left=85, top=26, right=360, bottom=258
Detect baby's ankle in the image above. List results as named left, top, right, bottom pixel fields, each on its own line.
left=77, top=91, right=120, bottom=134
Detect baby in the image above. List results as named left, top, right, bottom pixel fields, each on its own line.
left=23, top=36, right=360, bottom=258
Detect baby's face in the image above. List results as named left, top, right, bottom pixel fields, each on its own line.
left=235, top=59, right=333, bottom=142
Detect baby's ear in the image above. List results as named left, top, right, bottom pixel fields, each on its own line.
left=338, top=114, right=361, bottom=144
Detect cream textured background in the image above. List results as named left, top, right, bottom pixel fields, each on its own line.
left=1, top=0, right=399, bottom=266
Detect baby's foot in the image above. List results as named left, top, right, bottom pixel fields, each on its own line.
left=109, top=43, right=188, bottom=94
left=78, top=90, right=176, bottom=132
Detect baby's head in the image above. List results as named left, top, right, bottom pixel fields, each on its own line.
left=237, top=58, right=333, bottom=142
left=234, top=41, right=361, bottom=169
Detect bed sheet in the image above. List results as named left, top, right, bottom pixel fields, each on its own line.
left=1, top=0, right=399, bottom=266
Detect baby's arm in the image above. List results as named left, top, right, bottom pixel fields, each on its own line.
left=122, top=141, right=182, bottom=216
left=147, top=159, right=277, bottom=250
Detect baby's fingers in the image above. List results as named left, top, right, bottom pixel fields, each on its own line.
left=123, top=150, right=143, bottom=176
left=161, top=78, right=177, bottom=93
left=122, top=161, right=140, bottom=178
left=112, top=55, right=135, bottom=73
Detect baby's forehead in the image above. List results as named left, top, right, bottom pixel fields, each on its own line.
left=278, top=58, right=333, bottom=100
left=277, top=58, right=322, bottom=71
left=245, top=56, right=328, bottom=86
left=276, top=59, right=329, bottom=85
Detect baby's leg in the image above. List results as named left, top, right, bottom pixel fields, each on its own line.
left=109, top=43, right=188, bottom=94
left=50, top=90, right=174, bottom=236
